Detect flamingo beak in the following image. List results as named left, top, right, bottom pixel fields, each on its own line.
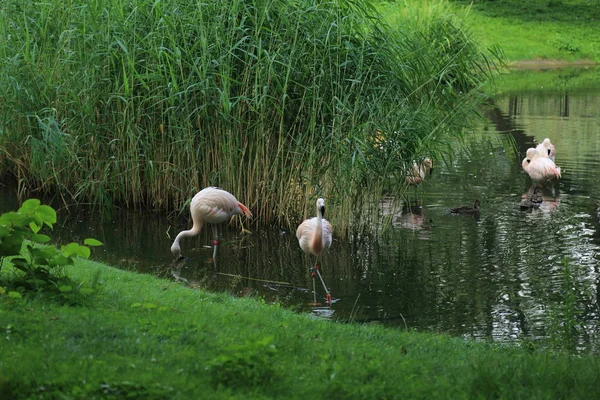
left=321, top=205, right=326, bottom=217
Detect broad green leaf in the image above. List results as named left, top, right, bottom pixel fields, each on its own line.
left=84, top=238, right=103, bottom=247
left=0, top=226, right=9, bottom=238
left=77, top=246, right=91, bottom=259
left=0, top=235, right=24, bottom=257
left=31, top=234, right=51, bottom=243
left=49, top=254, right=72, bottom=266
left=11, top=263, right=29, bottom=272
left=10, top=257, right=29, bottom=267
left=19, top=199, right=41, bottom=213
left=0, top=212, right=22, bottom=224
left=37, top=205, right=57, bottom=224
left=8, top=291, right=22, bottom=299
left=58, top=285, right=73, bottom=293
left=61, top=243, right=81, bottom=257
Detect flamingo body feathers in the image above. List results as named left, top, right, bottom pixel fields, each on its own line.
left=296, top=198, right=333, bottom=257
left=171, top=187, right=252, bottom=258
left=522, top=147, right=561, bottom=182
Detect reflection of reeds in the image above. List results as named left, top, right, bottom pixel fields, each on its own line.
left=0, top=0, right=500, bottom=235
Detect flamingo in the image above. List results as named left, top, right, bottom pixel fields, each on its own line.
left=522, top=147, right=561, bottom=182
left=170, top=187, right=252, bottom=259
left=404, top=157, right=433, bottom=206
left=405, top=157, right=434, bottom=186
left=296, top=197, right=333, bottom=305
left=535, top=138, right=556, bottom=162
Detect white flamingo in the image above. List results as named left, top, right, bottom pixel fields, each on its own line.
left=535, top=138, right=556, bottom=162
left=405, top=157, right=434, bottom=186
left=170, top=187, right=252, bottom=259
left=522, top=147, right=561, bottom=182
left=296, top=198, right=333, bottom=304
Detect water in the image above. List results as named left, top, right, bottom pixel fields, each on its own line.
left=2, top=68, right=600, bottom=352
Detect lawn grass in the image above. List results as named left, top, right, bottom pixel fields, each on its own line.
left=2, top=259, right=600, bottom=399
left=491, top=65, right=600, bottom=94
left=376, top=0, right=600, bottom=63
left=462, top=0, right=600, bottom=63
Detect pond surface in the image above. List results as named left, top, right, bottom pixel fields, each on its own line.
left=2, top=67, right=600, bottom=353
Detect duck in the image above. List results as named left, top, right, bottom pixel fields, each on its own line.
left=450, top=200, right=481, bottom=215
left=520, top=186, right=543, bottom=210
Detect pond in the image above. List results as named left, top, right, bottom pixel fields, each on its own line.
left=2, top=67, right=600, bottom=353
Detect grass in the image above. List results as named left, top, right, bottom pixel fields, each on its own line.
left=0, top=0, right=499, bottom=236
left=491, top=66, right=600, bottom=94
left=376, top=0, right=600, bottom=63
left=459, top=0, right=600, bottom=63
left=2, top=257, right=600, bottom=399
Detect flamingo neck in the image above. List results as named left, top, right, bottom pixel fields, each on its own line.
left=311, top=211, right=324, bottom=255
left=171, top=220, right=204, bottom=257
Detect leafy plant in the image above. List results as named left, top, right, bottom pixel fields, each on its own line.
left=0, top=199, right=103, bottom=301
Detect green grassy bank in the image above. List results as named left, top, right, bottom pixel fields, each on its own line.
left=377, top=0, right=600, bottom=65
left=1, top=258, right=600, bottom=399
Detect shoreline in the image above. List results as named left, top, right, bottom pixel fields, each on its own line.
left=507, top=59, right=599, bottom=70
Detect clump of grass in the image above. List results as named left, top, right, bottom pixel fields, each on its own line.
left=0, top=0, right=500, bottom=235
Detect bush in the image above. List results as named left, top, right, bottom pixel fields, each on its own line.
left=0, top=199, right=102, bottom=303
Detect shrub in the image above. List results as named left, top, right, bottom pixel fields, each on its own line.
left=0, top=199, right=102, bottom=302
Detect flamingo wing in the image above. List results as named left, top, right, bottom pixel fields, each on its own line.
left=296, top=217, right=316, bottom=254
left=321, top=219, right=333, bottom=250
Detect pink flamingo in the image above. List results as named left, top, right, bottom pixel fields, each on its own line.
left=404, top=157, right=433, bottom=206
left=522, top=147, right=561, bottom=182
left=170, top=187, right=252, bottom=259
left=405, top=157, right=434, bottom=186
left=296, top=198, right=333, bottom=304
left=535, top=138, right=556, bottom=162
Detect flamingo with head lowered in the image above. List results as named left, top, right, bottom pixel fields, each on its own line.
left=522, top=147, right=561, bottom=183
left=535, top=138, right=556, bottom=162
left=296, top=197, right=333, bottom=305
left=170, top=187, right=252, bottom=259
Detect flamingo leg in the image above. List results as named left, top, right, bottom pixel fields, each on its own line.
left=212, top=225, right=219, bottom=259
left=312, top=262, right=332, bottom=306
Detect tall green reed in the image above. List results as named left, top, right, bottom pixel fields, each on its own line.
left=0, top=0, right=501, bottom=235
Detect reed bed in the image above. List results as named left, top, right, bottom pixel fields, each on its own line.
left=0, top=0, right=500, bottom=235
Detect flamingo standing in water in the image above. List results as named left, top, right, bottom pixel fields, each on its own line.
left=535, top=138, right=556, bottom=162
left=170, top=187, right=252, bottom=259
left=404, top=157, right=433, bottom=205
left=522, top=147, right=561, bottom=182
left=405, top=157, right=434, bottom=186
left=296, top=197, right=333, bottom=305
